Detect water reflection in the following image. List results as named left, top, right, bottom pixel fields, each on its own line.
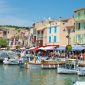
left=0, top=64, right=85, bottom=85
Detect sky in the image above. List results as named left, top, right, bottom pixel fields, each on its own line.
left=0, top=0, right=85, bottom=27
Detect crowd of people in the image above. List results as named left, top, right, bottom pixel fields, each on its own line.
left=15, top=48, right=85, bottom=62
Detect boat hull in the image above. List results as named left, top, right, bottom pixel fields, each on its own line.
left=3, top=60, right=19, bottom=65
left=77, top=67, right=85, bottom=76
left=41, top=59, right=64, bottom=69
left=57, top=67, right=77, bottom=74
left=41, top=64, right=57, bottom=69
left=26, top=63, right=41, bottom=69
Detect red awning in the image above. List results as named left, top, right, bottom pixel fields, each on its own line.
left=29, top=47, right=40, bottom=51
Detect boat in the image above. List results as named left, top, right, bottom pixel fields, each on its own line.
left=26, top=62, right=41, bottom=69
left=0, top=51, right=12, bottom=62
left=77, top=66, right=85, bottom=76
left=0, top=51, right=19, bottom=63
left=3, top=57, right=23, bottom=65
left=57, top=59, right=78, bottom=74
left=25, top=56, right=48, bottom=69
left=41, top=59, right=65, bottom=69
left=25, top=59, right=41, bottom=69
left=25, top=56, right=41, bottom=69
left=73, top=81, right=85, bottom=85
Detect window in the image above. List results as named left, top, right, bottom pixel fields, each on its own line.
left=49, top=27, right=52, bottom=33
left=83, top=34, right=85, bottom=43
left=78, top=23, right=80, bottom=30
left=3, top=31, right=7, bottom=35
left=84, top=11, right=85, bottom=16
left=73, top=36, right=76, bottom=43
left=49, top=36, right=51, bottom=43
left=54, top=36, right=57, bottom=43
left=78, top=12, right=80, bottom=18
left=77, top=34, right=83, bottom=43
left=54, top=26, right=57, bottom=33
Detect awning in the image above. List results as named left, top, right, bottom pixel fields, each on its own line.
left=55, top=45, right=84, bottom=51
left=55, top=46, right=66, bottom=51
left=38, top=46, right=55, bottom=51
left=29, top=47, right=39, bottom=51
left=72, top=45, right=84, bottom=51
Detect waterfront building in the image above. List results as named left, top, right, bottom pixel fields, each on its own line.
left=33, top=18, right=60, bottom=47
left=61, top=18, right=75, bottom=45
left=33, top=19, right=49, bottom=47
left=46, top=19, right=59, bottom=46
left=72, top=8, right=85, bottom=45
left=28, top=27, right=34, bottom=47
left=33, top=17, right=75, bottom=47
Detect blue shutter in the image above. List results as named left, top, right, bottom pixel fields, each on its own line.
left=49, top=27, right=52, bottom=33
left=54, top=36, right=57, bottom=43
left=49, top=36, right=51, bottom=43
left=54, top=26, right=57, bottom=33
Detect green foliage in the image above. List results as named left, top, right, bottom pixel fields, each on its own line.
left=0, top=38, right=8, bottom=47
left=66, top=45, right=72, bottom=52
left=0, top=25, right=30, bottom=29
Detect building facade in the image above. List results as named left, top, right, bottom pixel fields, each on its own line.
left=72, top=8, right=85, bottom=45
left=33, top=17, right=75, bottom=47
left=0, top=26, right=31, bottom=48
left=46, top=20, right=60, bottom=46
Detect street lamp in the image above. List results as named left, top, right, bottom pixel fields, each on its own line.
left=66, top=27, right=71, bottom=45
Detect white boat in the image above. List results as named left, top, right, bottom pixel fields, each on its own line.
left=57, top=59, right=78, bottom=74
left=77, top=67, right=85, bottom=76
left=25, top=56, right=41, bottom=69
left=0, top=51, right=17, bottom=62
left=25, top=59, right=41, bottom=69
left=25, top=56, right=48, bottom=69
left=26, top=63, right=41, bottom=69
left=74, top=81, right=85, bottom=85
left=3, top=58, right=23, bottom=65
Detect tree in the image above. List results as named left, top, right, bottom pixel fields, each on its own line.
left=0, top=38, right=8, bottom=47
left=66, top=45, right=72, bottom=52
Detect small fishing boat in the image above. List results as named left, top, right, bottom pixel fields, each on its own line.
left=57, top=59, right=78, bottom=74
left=25, top=56, right=48, bottom=69
left=25, top=60, right=41, bottom=69
left=26, top=63, right=41, bottom=69
left=73, top=81, right=85, bottom=85
left=3, top=57, right=23, bottom=65
left=25, top=56, right=41, bottom=69
left=3, top=58, right=19, bottom=65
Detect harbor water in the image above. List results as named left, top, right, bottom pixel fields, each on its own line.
left=0, top=64, right=85, bottom=85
